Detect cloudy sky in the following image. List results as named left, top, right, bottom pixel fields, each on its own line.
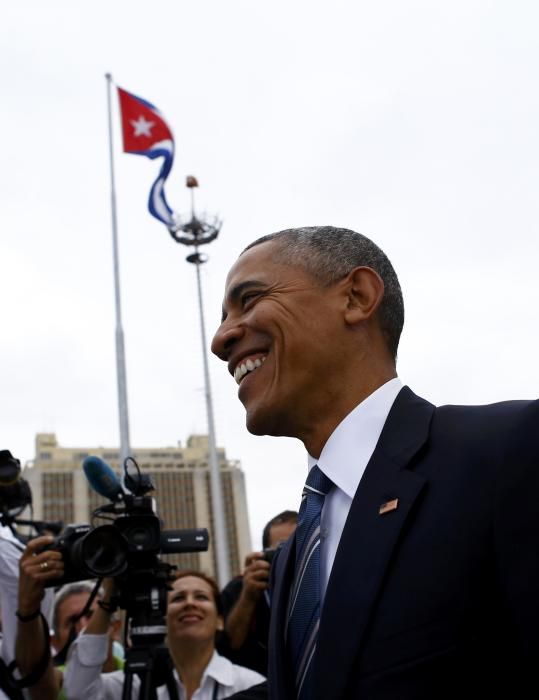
left=2, top=1, right=538, bottom=550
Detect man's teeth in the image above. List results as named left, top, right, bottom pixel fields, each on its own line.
left=234, top=357, right=265, bottom=385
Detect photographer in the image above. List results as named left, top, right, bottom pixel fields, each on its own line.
left=219, top=511, right=297, bottom=675
left=64, top=571, right=265, bottom=700
left=16, top=537, right=124, bottom=700
left=0, top=451, right=54, bottom=700
left=0, top=522, right=31, bottom=700
left=15, top=535, right=64, bottom=700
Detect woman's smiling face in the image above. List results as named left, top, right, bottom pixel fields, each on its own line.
left=166, top=575, right=223, bottom=644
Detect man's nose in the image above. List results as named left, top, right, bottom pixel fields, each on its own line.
left=211, top=319, right=243, bottom=361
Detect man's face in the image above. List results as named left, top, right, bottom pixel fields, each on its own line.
left=53, top=592, right=98, bottom=650
left=268, top=520, right=297, bottom=549
left=211, top=241, right=345, bottom=441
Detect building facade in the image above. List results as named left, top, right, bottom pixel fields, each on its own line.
left=25, top=433, right=252, bottom=580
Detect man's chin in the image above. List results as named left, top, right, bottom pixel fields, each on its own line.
left=245, top=407, right=289, bottom=438
left=245, top=414, right=268, bottom=436
left=245, top=403, right=272, bottom=436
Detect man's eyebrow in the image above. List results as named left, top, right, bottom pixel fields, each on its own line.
left=221, top=280, right=265, bottom=322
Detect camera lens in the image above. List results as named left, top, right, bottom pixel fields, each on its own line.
left=130, top=526, right=154, bottom=549
left=116, top=515, right=160, bottom=553
left=77, top=524, right=129, bottom=578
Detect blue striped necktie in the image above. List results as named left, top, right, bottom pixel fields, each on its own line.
left=287, top=465, right=333, bottom=699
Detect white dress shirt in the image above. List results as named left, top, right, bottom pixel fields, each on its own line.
left=306, top=377, right=403, bottom=602
left=0, top=525, right=54, bottom=700
left=64, top=633, right=265, bottom=700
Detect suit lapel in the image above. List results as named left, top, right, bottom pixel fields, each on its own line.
left=314, top=387, right=434, bottom=699
left=267, top=535, right=296, bottom=700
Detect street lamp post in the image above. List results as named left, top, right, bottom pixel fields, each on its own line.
left=168, top=177, right=230, bottom=588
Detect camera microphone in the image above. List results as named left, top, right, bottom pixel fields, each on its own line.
left=83, top=456, right=124, bottom=502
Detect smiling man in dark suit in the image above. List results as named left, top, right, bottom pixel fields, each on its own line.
left=211, top=226, right=539, bottom=700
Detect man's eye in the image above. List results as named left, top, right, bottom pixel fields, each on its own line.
left=241, top=292, right=261, bottom=306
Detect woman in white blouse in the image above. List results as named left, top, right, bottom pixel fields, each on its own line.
left=63, top=570, right=265, bottom=700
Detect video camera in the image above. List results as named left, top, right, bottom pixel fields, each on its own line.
left=43, top=455, right=209, bottom=591
left=0, top=450, right=63, bottom=538
left=42, top=455, right=210, bottom=697
left=0, top=450, right=32, bottom=514
left=261, top=547, right=277, bottom=564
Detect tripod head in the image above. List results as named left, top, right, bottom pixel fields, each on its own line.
left=115, top=560, right=180, bottom=700
left=119, top=559, right=172, bottom=646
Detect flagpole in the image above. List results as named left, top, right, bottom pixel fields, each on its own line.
left=105, top=73, right=131, bottom=468
left=169, top=181, right=230, bottom=588
left=192, top=248, right=231, bottom=588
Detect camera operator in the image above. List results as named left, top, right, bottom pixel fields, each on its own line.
left=15, top=535, right=64, bottom=700
left=64, top=571, right=266, bottom=700
left=0, top=451, right=54, bottom=700
left=16, top=536, right=124, bottom=700
left=0, top=522, right=35, bottom=700
left=51, top=581, right=123, bottom=662
left=219, top=511, right=297, bottom=675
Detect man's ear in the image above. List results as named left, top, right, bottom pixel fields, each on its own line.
left=216, top=615, right=224, bottom=632
left=342, top=266, right=385, bottom=326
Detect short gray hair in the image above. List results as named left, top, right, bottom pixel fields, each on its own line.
left=243, top=226, right=404, bottom=359
left=53, top=580, right=102, bottom=633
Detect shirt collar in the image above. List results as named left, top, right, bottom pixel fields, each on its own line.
left=202, top=650, right=236, bottom=687
left=307, top=377, right=403, bottom=498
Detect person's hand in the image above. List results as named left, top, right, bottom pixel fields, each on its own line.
left=240, top=551, right=271, bottom=602
left=102, top=577, right=117, bottom=600
left=93, top=577, right=117, bottom=621
left=18, top=536, right=64, bottom=616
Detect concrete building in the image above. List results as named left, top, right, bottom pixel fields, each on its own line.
left=25, top=433, right=252, bottom=579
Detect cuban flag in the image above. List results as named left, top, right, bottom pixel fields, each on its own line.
left=117, top=87, right=176, bottom=228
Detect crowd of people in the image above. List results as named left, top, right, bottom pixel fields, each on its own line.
left=0, top=495, right=294, bottom=700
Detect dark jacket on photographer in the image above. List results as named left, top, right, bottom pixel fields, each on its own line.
left=218, top=575, right=271, bottom=676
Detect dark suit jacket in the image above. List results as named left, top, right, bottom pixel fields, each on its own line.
left=228, top=387, right=539, bottom=699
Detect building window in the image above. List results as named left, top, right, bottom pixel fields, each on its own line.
left=42, top=472, right=74, bottom=523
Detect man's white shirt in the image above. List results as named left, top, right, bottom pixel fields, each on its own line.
left=307, top=377, right=403, bottom=602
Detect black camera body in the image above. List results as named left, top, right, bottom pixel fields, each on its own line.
left=0, top=450, right=63, bottom=542
left=0, top=449, right=21, bottom=484
left=262, top=547, right=277, bottom=564
left=0, top=450, right=32, bottom=515
left=44, top=493, right=209, bottom=588
left=47, top=523, right=94, bottom=584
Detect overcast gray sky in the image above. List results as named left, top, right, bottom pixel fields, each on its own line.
left=1, top=0, right=538, bottom=549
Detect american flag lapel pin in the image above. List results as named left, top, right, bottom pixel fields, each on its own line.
left=379, top=498, right=399, bottom=515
